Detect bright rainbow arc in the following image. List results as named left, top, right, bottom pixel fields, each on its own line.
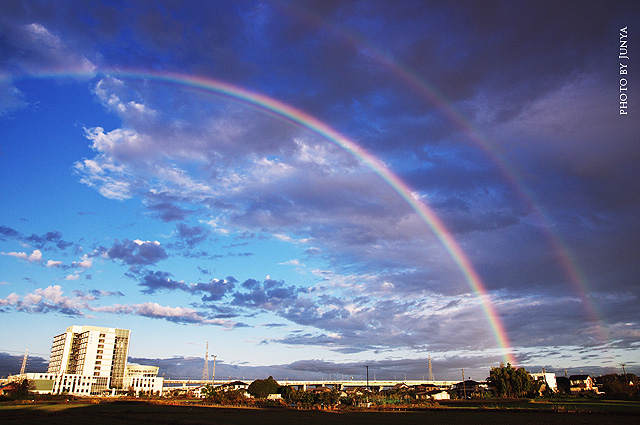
left=328, top=13, right=607, bottom=347
left=6, top=69, right=517, bottom=365
left=280, top=2, right=609, bottom=350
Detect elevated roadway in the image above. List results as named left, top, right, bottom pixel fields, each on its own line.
left=163, top=379, right=457, bottom=391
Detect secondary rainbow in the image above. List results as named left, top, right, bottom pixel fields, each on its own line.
left=281, top=3, right=609, bottom=348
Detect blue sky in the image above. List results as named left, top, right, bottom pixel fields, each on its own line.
left=1, top=0, right=639, bottom=381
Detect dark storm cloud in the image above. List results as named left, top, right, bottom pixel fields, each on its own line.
left=232, top=278, right=302, bottom=309
left=134, top=269, right=186, bottom=294
left=148, top=202, right=192, bottom=222
left=279, top=355, right=505, bottom=381
left=72, top=289, right=125, bottom=301
left=14, top=300, right=84, bottom=318
left=0, top=226, right=76, bottom=251
left=107, top=239, right=169, bottom=265
left=0, top=225, right=20, bottom=239
left=175, top=223, right=210, bottom=248
left=25, top=230, right=75, bottom=250
left=0, top=353, right=48, bottom=377
left=129, top=267, right=237, bottom=301
left=192, top=277, right=238, bottom=302
left=127, top=352, right=636, bottom=382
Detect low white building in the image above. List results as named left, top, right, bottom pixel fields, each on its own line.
left=10, top=372, right=110, bottom=396
left=531, top=373, right=558, bottom=393
left=122, top=364, right=164, bottom=395
left=416, top=389, right=450, bottom=400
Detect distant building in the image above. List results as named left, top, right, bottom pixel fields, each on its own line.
left=569, top=375, right=599, bottom=394
left=9, top=325, right=162, bottom=396
left=531, top=373, right=558, bottom=393
left=453, top=380, right=489, bottom=398
left=16, top=372, right=108, bottom=396
left=123, top=364, right=164, bottom=395
left=216, top=380, right=249, bottom=392
left=415, top=389, right=450, bottom=400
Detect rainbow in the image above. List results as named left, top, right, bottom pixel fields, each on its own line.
left=278, top=3, right=609, bottom=348
left=5, top=69, right=517, bottom=364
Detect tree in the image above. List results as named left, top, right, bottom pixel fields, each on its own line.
left=600, top=373, right=638, bottom=399
left=488, top=363, right=541, bottom=398
left=201, top=384, right=218, bottom=399
left=1, top=379, right=34, bottom=400
left=247, top=376, right=279, bottom=398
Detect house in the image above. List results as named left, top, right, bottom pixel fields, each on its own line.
left=415, top=389, right=450, bottom=400
left=391, top=382, right=409, bottom=390
left=414, top=384, right=439, bottom=393
left=569, top=375, right=599, bottom=394
left=453, top=380, right=488, bottom=398
left=0, top=381, right=20, bottom=396
left=308, top=386, right=333, bottom=394
left=216, top=380, right=249, bottom=392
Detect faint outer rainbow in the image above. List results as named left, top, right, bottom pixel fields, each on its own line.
left=278, top=3, right=609, bottom=347
left=7, top=69, right=517, bottom=364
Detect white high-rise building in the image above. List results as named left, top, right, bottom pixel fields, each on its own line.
left=11, top=325, right=162, bottom=396
left=47, top=325, right=130, bottom=390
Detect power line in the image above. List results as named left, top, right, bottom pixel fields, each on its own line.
left=0, top=348, right=50, bottom=357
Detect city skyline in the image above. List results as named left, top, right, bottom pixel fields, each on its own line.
left=1, top=1, right=639, bottom=381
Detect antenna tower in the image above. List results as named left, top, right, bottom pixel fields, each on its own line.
left=202, top=342, right=209, bottom=381
left=20, top=349, right=28, bottom=375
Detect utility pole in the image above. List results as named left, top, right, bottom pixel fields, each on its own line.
left=428, top=355, right=434, bottom=381
left=202, top=342, right=209, bottom=381
left=461, top=368, right=467, bottom=399
left=212, top=355, right=217, bottom=384
left=621, top=363, right=628, bottom=384
left=366, top=366, right=369, bottom=390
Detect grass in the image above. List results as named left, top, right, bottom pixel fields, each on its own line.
left=441, top=397, right=640, bottom=413
left=0, top=399, right=639, bottom=425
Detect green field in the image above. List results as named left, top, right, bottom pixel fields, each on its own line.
left=1, top=400, right=639, bottom=425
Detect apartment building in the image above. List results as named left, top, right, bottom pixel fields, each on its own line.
left=47, top=325, right=130, bottom=390
left=10, top=325, right=162, bottom=396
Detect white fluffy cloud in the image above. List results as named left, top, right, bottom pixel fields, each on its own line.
left=1, top=249, right=43, bottom=263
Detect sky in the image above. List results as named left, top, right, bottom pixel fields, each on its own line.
left=1, top=0, right=639, bottom=382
